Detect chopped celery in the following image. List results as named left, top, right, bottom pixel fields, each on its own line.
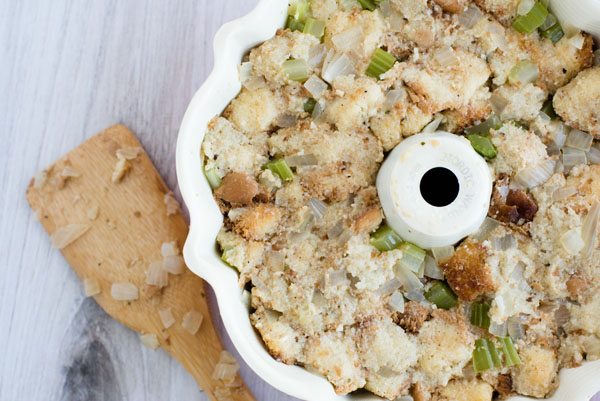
left=285, top=15, right=305, bottom=32
left=541, top=97, right=557, bottom=119
left=499, top=336, right=522, bottom=366
left=288, top=0, right=310, bottom=22
left=488, top=339, right=503, bottom=369
left=283, top=59, right=310, bottom=82
left=470, top=302, right=491, bottom=328
left=370, top=224, right=403, bottom=252
left=398, top=242, right=426, bottom=274
left=304, top=98, right=317, bottom=113
left=541, top=22, right=564, bottom=43
left=464, top=113, right=503, bottom=136
left=303, top=18, right=325, bottom=39
left=358, top=0, right=376, bottom=11
left=365, top=48, right=397, bottom=79
left=263, top=159, right=294, bottom=181
left=508, top=59, right=539, bottom=85
left=425, top=281, right=458, bottom=310
left=468, top=134, right=497, bottom=159
left=204, top=168, right=221, bottom=189
left=473, top=338, right=495, bottom=372
left=512, top=1, right=548, bottom=34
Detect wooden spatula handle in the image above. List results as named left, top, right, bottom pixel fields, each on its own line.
left=26, top=125, right=256, bottom=401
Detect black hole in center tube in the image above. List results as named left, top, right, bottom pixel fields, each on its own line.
left=420, top=167, right=460, bottom=207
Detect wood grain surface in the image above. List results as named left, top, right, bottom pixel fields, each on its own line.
left=1, top=1, right=598, bottom=401
left=0, top=1, right=297, bottom=400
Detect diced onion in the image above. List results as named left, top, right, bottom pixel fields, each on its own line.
left=388, top=12, right=404, bottom=32
left=507, top=315, right=525, bottom=340
left=182, top=310, right=204, bottom=335
left=552, top=123, right=568, bottom=148
left=422, top=115, right=443, bottom=133
left=568, top=34, right=585, bottom=50
left=238, top=62, right=252, bottom=82
left=340, top=0, right=359, bottom=11
left=265, top=250, right=285, bottom=271
left=378, top=0, right=392, bottom=17
left=560, top=228, right=584, bottom=255
left=329, top=269, right=348, bottom=286
left=84, top=277, right=101, bottom=297
left=424, top=255, right=445, bottom=280
left=492, top=234, right=517, bottom=250
left=285, top=154, right=318, bottom=167
left=472, top=217, right=500, bottom=242
left=312, top=289, right=327, bottom=308
left=388, top=290, right=405, bottom=313
left=458, top=5, right=483, bottom=28
left=158, top=307, right=176, bottom=329
left=587, top=146, right=600, bottom=164
left=50, top=223, right=91, bottom=249
left=538, top=111, right=551, bottom=124
left=212, top=362, right=239, bottom=381
left=277, top=113, right=298, bottom=128
left=581, top=200, right=600, bottom=258
left=304, top=74, right=328, bottom=99
left=140, top=333, right=159, bottom=350
left=327, top=220, right=345, bottom=239
left=490, top=93, right=508, bottom=116
left=332, top=27, right=364, bottom=53
left=565, top=129, right=593, bottom=151
left=377, top=366, right=397, bottom=378
left=312, top=99, right=325, bottom=120
left=432, top=246, right=454, bottom=263
left=555, top=304, right=570, bottom=327
left=539, top=13, right=557, bottom=30
left=517, top=0, right=535, bottom=15
left=514, top=159, right=556, bottom=189
left=511, top=262, right=532, bottom=292
left=562, top=147, right=587, bottom=168
left=239, top=62, right=266, bottom=90
left=243, top=75, right=266, bottom=91
left=376, top=278, right=402, bottom=296
left=146, top=261, right=168, bottom=288
left=489, top=320, right=508, bottom=337
left=264, top=309, right=282, bottom=323
left=433, top=46, right=458, bottom=67
left=383, top=89, right=406, bottom=112
left=394, top=263, right=424, bottom=292
left=309, top=198, right=328, bottom=219
left=337, top=229, right=353, bottom=246
left=161, top=241, right=179, bottom=257
left=322, top=52, right=357, bottom=84
left=111, top=282, right=139, bottom=301
left=555, top=160, right=565, bottom=174
left=308, top=44, right=327, bottom=67
left=405, top=289, right=426, bottom=303
left=508, top=60, right=539, bottom=86
left=552, top=186, right=577, bottom=202
left=163, top=255, right=185, bottom=275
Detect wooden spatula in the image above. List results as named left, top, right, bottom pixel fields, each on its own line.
left=26, top=124, right=256, bottom=401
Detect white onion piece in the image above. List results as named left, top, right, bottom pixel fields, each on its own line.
left=566, top=129, right=593, bottom=151
left=285, top=154, right=318, bottom=167
left=212, top=362, right=239, bottom=381
left=84, top=277, right=100, bottom=297
left=312, top=289, right=327, bottom=308
left=405, top=289, right=426, bottom=303
left=111, top=282, right=138, bottom=301
left=552, top=186, right=577, bottom=202
left=394, top=263, right=424, bottom=292
left=433, top=46, right=458, bottom=66
left=560, top=228, right=584, bottom=255
left=562, top=147, right=587, bottom=168
left=552, top=123, right=568, bottom=148
left=340, top=0, right=359, bottom=11
left=517, top=0, right=535, bottom=15
left=376, top=278, right=402, bottom=296
left=140, top=333, right=159, bottom=350
left=490, top=93, right=508, bottom=116
left=458, top=5, right=483, bottom=28
left=241, top=289, right=251, bottom=309
left=492, top=234, right=517, bottom=250
left=304, top=74, right=328, bottom=99
left=581, top=200, right=600, bottom=258
left=161, top=241, right=179, bottom=257
left=265, top=250, right=285, bottom=271
left=327, top=220, right=345, bottom=239
left=277, top=113, right=298, bottom=128
left=239, top=62, right=266, bottom=90
left=388, top=12, right=404, bottom=32
left=337, top=229, right=353, bottom=246
left=308, top=44, right=327, bottom=68
left=163, top=255, right=185, bottom=275
left=511, top=262, right=532, bottom=292
left=378, top=0, right=392, bottom=17
left=422, top=115, right=443, bottom=133
left=309, top=198, right=328, bottom=219
left=486, top=21, right=508, bottom=51
left=383, top=89, right=406, bottom=112
left=538, top=111, right=551, bottom=124
left=322, top=52, right=357, bottom=84
left=587, top=146, right=600, bottom=164
left=462, top=364, right=476, bottom=381
left=264, top=309, right=282, bottom=323
left=243, top=76, right=266, bottom=91
left=252, top=277, right=270, bottom=293
left=312, top=100, right=325, bottom=120
left=514, top=159, right=556, bottom=189
left=51, top=223, right=91, bottom=249
left=507, top=315, right=525, bottom=340
left=431, top=246, right=454, bottom=262
left=555, top=304, right=570, bottom=327
left=388, top=290, right=405, bottom=313
left=489, top=320, right=508, bottom=337
left=238, top=62, right=252, bottom=82
left=472, top=217, right=500, bottom=242
left=329, top=269, right=348, bottom=286
left=158, top=307, right=176, bottom=329
left=182, top=310, right=204, bottom=335
left=146, top=261, right=168, bottom=288
left=424, top=254, right=445, bottom=280
left=332, top=27, right=364, bottom=53
left=568, top=34, right=585, bottom=50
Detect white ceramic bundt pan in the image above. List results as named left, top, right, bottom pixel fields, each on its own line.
left=176, top=1, right=600, bottom=400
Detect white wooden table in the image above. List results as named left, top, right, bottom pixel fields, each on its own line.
left=1, top=1, right=599, bottom=401
left=0, top=1, right=298, bottom=400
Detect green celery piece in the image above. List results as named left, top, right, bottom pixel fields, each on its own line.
left=283, top=58, right=309, bottom=82
left=288, top=0, right=310, bottom=22
left=263, top=159, right=294, bottom=181
left=204, top=168, right=221, bottom=189
left=425, top=281, right=458, bottom=310
left=358, top=0, right=376, bottom=11
left=303, top=18, right=325, bottom=39
left=399, top=242, right=426, bottom=273
left=512, top=1, right=549, bottom=34
left=370, top=224, right=403, bottom=252
left=464, top=113, right=503, bottom=136
left=365, top=48, right=397, bottom=79
left=285, top=15, right=305, bottom=32
left=470, top=302, right=491, bottom=328
left=468, top=134, right=497, bottom=159
left=473, top=338, right=494, bottom=372
left=499, top=336, right=522, bottom=366
left=541, top=22, right=564, bottom=43
left=304, top=98, right=317, bottom=113
left=487, top=339, right=503, bottom=369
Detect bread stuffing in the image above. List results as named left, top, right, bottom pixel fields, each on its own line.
left=200, top=0, right=600, bottom=398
